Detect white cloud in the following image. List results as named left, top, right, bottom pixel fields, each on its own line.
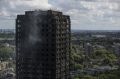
left=51, top=0, right=120, bottom=29
left=0, top=0, right=120, bottom=29
left=0, top=0, right=52, bottom=29
left=0, top=0, right=52, bottom=17
left=0, top=10, right=10, bottom=16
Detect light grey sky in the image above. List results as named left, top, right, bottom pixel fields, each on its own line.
left=0, top=0, right=120, bottom=30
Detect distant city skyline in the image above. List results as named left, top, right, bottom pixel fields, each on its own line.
left=0, top=0, right=120, bottom=30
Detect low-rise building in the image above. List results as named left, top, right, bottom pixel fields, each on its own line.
left=0, top=61, right=9, bottom=71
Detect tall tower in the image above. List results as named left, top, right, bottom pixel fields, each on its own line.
left=16, top=10, right=71, bottom=79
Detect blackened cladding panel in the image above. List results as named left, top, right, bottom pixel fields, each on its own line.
left=16, top=10, right=71, bottom=79
left=55, top=14, right=71, bottom=79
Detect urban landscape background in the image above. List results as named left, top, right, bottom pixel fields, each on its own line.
left=0, top=29, right=120, bottom=79
left=0, top=0, right=120, bottom=79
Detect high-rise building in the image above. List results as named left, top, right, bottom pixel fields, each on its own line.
left=84, top=43, right=93, bottom=56
left=16, top=10, right=71, bottom=79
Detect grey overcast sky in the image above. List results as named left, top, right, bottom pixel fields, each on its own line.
left=0, top=0, right=120, bottom=30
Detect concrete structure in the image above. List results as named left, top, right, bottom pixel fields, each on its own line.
left=113, top=43, right=120, bottom=56
left=0, top=61, right=9, bottom=71
left=84, top=43, right=93, bottom=56
left=16, top=10, right=71, bottom=79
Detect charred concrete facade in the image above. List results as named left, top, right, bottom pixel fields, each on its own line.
left=16, top=10, right=71, bottom=79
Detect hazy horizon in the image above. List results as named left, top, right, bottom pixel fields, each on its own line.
left=1, top=28, right=120, bottom=31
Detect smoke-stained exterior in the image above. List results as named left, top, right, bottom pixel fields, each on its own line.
left=16, top=10, right=71, bottom=79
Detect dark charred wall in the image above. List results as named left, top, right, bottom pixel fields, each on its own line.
left=16, top=10, right=71, bottom=79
